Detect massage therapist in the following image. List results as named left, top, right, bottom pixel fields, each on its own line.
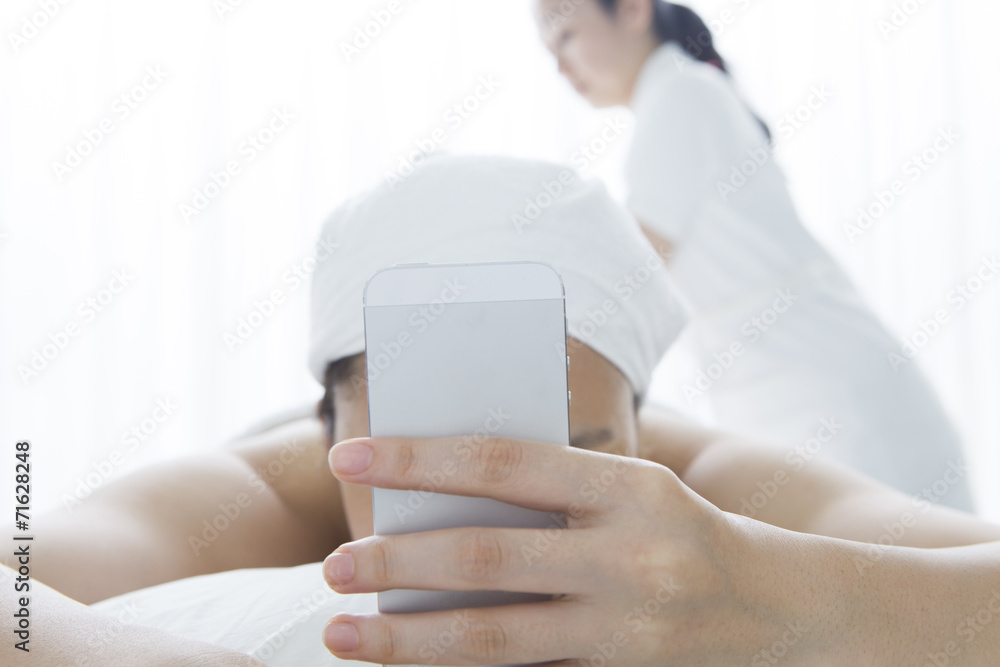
left=533, top=0, right=973, bottom=510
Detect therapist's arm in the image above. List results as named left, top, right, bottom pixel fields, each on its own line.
left=637, top=220, right=675, bottom=263
left=637, top=403, right=1000, bottom=547
left=0, top=565, right=267, bottom=666
left=5, top=417, right=348, bottom=604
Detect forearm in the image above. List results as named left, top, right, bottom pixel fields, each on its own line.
left=728, top=514, right=1000, bottom=665
left=682, top=433, right=1000, bottom=547
left=0, top=564, right=265, bottom=666
left=20, top=454, right=328, bottom=604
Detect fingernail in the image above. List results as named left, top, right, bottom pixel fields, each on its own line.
left=325, top=621, right=359, bottom=652
left=333, top=440, right=373, bottom=474
left=325, top=551, right=354, bottom=586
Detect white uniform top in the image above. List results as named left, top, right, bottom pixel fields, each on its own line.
left=626, top=43, right=973, bottom=511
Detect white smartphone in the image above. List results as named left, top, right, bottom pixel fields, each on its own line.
left=363, top=261, right=571, bottom=626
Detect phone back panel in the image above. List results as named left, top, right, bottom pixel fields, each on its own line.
left=364, top=263, right=570, bottom=625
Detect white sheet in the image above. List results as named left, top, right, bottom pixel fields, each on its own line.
left=90, top=562, right=377, bottom=666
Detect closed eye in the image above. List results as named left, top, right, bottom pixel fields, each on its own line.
left=570, top=427, right=614, bottom=450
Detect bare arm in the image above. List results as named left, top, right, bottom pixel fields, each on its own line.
left=6, top=417, right=347, bottom=604
left=637, top=220, right=676, bottom=262
left=638, top=403, right=1000, bottom=547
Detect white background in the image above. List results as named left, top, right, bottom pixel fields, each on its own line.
left=1, top=0, right=998, bottom=521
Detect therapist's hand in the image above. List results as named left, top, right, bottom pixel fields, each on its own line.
left=321, top=435, right=859, bottom=665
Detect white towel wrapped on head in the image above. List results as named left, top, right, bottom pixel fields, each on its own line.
left=308, top=154, right=687, bottom=401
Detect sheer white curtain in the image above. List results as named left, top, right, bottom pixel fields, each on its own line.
left=1, top=0, right=997, bottom=520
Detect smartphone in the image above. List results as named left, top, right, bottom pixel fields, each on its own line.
left=363, top=260, right=571, bottom=624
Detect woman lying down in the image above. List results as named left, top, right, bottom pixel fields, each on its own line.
left=4, top=155, right=1000, bottom=666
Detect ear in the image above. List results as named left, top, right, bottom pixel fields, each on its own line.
left=616, top=0, right=657, bottom=35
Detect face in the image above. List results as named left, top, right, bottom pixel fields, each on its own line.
left=325, top=339, right=638, bottom=539
left=534, top=0, right=660, bottom=108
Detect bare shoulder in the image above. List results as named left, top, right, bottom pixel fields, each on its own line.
left=636, top=403, right=715, bottom=477
left=21, top=413, right=349, bottom=603
left=226, top=414, right=349, bottom=546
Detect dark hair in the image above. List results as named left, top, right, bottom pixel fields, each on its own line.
left=596, top=0, right=771, bottom=142
left=316, top=351, right=642, bottom=443
left=317, top=353, right=366, bottom=443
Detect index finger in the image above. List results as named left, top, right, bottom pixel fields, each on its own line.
left=329, top=435, right=640, bottom=515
